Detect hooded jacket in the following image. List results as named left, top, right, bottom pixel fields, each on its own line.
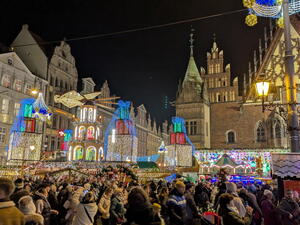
left=0, top=200, right=25, bottom=225
left=72, top=202, right=98, bottom=225
left=167, top=188, right=187, bottom=225
left=225, top=182, right=246, bottom=217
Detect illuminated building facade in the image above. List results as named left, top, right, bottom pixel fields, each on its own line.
left=69, top=101, right=103, bottom=161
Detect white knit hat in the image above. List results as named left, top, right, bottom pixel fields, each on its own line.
left=263, top=189, right=273, bottom=196
left=18, top=196, right=36, bottom=215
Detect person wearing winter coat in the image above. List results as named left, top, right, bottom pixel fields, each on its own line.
left=19, top=195, right=44, bottom=225
left=72, top=192, right=98, bottom=225
left=277, top=190, right=300, bottom=225
left=98, top=188, right=113, bottom=225
left=158, top=187, right=169, bottom=224
left=260, top=190, right=280, bottom=225
left=110, top=188, right=126, bottom=225
left=166, top=181, right=187, bottom=225
left=0, top=177, right=25, bottom=225
left=225, top=182, right=246, bottom=217
left=218, top=193, right=253, bottom=225
left=194, top=183, right=210, bottom=211
left=34, top=184, right=58, bottom=225
left=184, top=183, right=200, bottom=225
left=10, top=178, right=30, bottom=205
left=239, top=188, right=262, bottom=225
left=125, top=187, right=162, bottom=225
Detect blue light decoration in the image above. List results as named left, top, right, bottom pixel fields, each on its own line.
left=243, top=0, right=300, bottom=27
left=11, top=98, right=35, bottom=133
left=172, top=116, right=195, bottom=154
left=172, top=117, right=184, bottom=133
left=32, top=93, right=52, bottom=124
left=118, top=100, right=130, bottom=120
left=104, top=100, right=137, bottom=160
left=137, top=154, right=160, bottom=162
left=61, top=129, right=72, bottom=151
left=158, top=141, right=167, bottom=154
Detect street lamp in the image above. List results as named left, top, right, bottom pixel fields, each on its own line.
left=255, top=76, right=270, bottom=112
left=255, top=80, right=270, bottom=97
left=31, top=89, right=39, bottom=95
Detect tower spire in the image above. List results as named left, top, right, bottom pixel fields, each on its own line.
left=189, top=27, right=195, bottom=56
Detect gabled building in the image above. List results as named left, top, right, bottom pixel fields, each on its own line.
left=0, top=51, right=47, bottom=160
left=11, top=24, right=78, bottom=158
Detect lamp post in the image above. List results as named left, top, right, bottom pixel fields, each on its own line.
left=282, top=0, right=300, bottom=152
left=254, top=0, right=300, bottom=152
left=255, top=76, right=270, bottom=112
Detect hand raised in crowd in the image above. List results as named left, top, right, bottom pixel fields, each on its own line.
left=246, top=206, right=253, bottom=215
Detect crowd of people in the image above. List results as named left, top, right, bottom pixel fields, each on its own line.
left=0, top=166, right=300, bottom=225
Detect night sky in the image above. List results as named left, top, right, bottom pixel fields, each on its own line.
left=0, top=0, right=269, bottom=124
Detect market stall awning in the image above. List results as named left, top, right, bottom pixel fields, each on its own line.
left=137, top=161, right=158, bottom=169
left=215, top=154, right=238, bottom=167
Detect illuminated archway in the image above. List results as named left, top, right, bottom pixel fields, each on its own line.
left=98, top=147, right=104, bottom=161
left=87, top=126, right=95, bottom=140
left=73, top=145, right=84, bottom=160
left=78, top=126, right=86, bottom=140
left=86, top=146, right=96, bottom=161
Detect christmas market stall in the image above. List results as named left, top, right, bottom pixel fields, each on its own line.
left=196, top=149, right=289, bottom=177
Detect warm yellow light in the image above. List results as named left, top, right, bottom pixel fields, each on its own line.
left=29, top=145, right=35, bottom=151
left=31, top=89, right=39, bottom=95
left=255, top=81, right=270, bottom=97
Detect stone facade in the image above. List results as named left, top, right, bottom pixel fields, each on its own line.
left=176, top=22, right=300, bottom=150
left=0, top=51, right=47, bottom=160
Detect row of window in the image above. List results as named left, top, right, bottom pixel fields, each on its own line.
left=210, top=91, right=236, bottom=103
left=1, top=98, right=20, bottom=116
left=207, top=77, right=228, bottom=88
left=226, top=121, right=284, bottom=144
left=208, top=63, right=222, bottom=74
left=49, top=75, right=74, bottom=91
left=185, top=121, right=198, bottom=135
left=1, top=74, right=33, bottom=94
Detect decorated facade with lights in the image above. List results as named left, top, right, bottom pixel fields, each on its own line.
left=105, top=100, right=138, bottom=162
left=163, top=117, right=194, bottom=167
left=69, top=101, right=103, bottom=161
left=7, top=93, right=51, bottom=162
left=195, top=149, right=289, bottom=176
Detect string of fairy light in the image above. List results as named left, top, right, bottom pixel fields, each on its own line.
left=243, top=0, right=300, bottom=27
left=11, top=8, right=247, bottom=49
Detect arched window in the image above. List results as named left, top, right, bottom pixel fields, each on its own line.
left=2, top=74, right=10, bottom=88
left=86, top=146, right=96, bottom=161
left=73, top=146, right=83, bottom=160
left=87, top=126, right=95, bottom=140
left=227, top=131, right=235, bottom=143
left=14, top=79, right=22, bottom=91
left=275, top=122, right=282, bottom=138
left=78, top=126, right=86, bottom=140
left=98, top=147, right=104, bottom=161
left=88, top=108, right=94, bottom=122
left=96, top=127, right=100, bottom=139
left=256, top=122, right=265, bottom=142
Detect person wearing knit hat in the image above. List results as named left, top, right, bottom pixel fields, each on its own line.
left=167, top=180, right=188, bottom=225
left=18, top=195, right=44, bottom=225
left=261, top=189, right=277, bottom=225
left=175, top=181, right=185, bottom=194
left=10, top=178, right=30, bottom=205
left=225, top=182, right=246, bottom=218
